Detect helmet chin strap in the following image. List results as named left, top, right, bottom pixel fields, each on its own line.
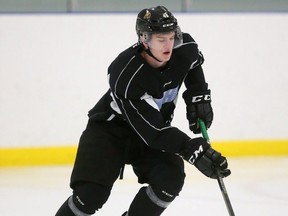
left=143, top=44, right=162, bottom=62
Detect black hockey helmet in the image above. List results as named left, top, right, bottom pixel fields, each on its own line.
left=136, top=6, right=182, bottom=47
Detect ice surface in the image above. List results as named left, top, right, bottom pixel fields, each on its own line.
left=0, top=157, right=288, bottom=216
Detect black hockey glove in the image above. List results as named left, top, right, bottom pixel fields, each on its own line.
left=195, top=148, right=231, bottom=179
left=182, top=85, right=213, bottom=134
left=181, top=138, right=230, bottom=179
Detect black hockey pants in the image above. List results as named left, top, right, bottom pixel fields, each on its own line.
left=59, top=119, right=186, bottom=215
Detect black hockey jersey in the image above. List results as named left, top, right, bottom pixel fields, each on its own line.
left=88, top=33, right=206, bottom=154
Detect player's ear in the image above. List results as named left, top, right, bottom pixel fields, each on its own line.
left=139, top=33, right=150, bottom=49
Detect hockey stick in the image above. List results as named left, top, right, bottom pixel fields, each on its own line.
left=198, top=119, right=235, bottom=216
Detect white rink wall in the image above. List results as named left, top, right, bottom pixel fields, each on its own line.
left=0, top=13, right=288, bottom=148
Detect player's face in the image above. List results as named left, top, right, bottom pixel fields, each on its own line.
left=147, top=32, right=175, bottom=62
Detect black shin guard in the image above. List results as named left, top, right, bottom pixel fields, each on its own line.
left=72, top=182, right=111, bottom=214
left=55, top=196, right=93, bottom=216
left=55, top=197, right=74, bottom=216
left=55, top=183, right=110, bottom=216
left=128, top=186, right=171, bottom=216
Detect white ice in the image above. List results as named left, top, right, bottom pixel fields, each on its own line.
left=1, top=157, right=288, bottom=216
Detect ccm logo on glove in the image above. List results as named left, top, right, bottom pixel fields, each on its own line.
left=188, top=144, right=204, bottom=164
left=191, top=94, right=211, bottom=103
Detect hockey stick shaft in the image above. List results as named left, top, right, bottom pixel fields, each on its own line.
left=198, top=119, right=235, bottom=216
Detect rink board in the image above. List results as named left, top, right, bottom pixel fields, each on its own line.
left=0, top=140, right=288, bottom=167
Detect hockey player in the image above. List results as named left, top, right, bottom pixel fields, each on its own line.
left=55, top=5, right=231, bottom=216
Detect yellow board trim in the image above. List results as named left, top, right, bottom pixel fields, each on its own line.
left=212, top=140, right=288, bottom=157
left=0, top=145, right=77, bottom=167
left=0, top=140, right=288, bottom=167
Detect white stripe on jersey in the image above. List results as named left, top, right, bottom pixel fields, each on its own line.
left=124, top=64, right=144, bottom=98
left=113, top=55, right=136, bottom=99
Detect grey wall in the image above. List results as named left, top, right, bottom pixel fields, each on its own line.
left=0, top=0, right=287, bottom=13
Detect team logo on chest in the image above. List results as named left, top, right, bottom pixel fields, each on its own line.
left=154, top=86, right=179, bottom=109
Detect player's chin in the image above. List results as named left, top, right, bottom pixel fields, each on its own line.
left=160, top=54, right=172, bottom=62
